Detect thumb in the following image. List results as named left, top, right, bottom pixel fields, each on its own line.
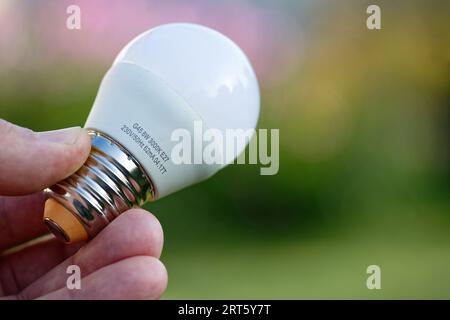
left=0, top=119, right=91, bottom=196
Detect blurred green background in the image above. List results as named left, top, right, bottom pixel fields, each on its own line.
left=1, top=0, right=449, bottom=299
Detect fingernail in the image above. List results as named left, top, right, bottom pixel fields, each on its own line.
left=38, top=127, right=85, bottom=145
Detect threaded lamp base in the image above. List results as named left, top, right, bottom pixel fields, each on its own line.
left=44, top=130, right=156, bottom=242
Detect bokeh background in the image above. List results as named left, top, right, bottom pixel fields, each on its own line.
left=1, top=0, right=449, bottom=299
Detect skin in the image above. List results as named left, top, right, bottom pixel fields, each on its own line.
left=0, top=120, right=167, bottom=299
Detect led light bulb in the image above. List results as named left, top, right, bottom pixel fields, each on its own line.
left=43, top=23, right=260, bottom=243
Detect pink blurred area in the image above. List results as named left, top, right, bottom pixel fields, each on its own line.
left=0, top=0, right=301, bottom=86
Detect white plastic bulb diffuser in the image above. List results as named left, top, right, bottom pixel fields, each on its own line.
left=43, top=23, right=260, bottom=243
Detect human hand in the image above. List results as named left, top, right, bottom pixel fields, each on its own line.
left=0, top=120, right=167, bottom=299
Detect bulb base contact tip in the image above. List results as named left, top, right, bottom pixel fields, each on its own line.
left=44, top=130, right=156, bottom=243
left=43, top=198, right=88, bottom=243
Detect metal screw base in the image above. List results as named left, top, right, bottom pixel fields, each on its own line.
left=44, top=130, right=156, bottom=241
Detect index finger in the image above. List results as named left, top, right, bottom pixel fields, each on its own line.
left=0, top=193, right=48, bottom=251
